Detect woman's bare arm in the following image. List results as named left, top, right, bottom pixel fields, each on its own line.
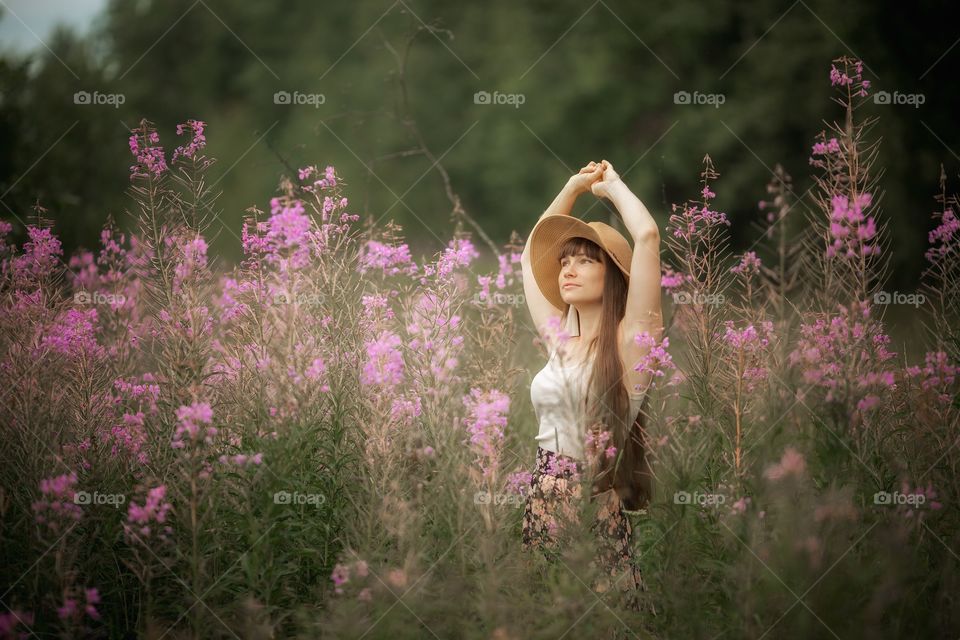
left=593, top=161, right=664, bottom=394
left=520, top=163, right=604, bottom=337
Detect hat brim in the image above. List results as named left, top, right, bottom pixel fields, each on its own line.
left=528, top=216, right=630, bottom=311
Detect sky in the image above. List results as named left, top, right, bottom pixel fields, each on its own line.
left=0, top=0, right=108, bottom=55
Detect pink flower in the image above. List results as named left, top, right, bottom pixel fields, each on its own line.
left=357, top=240, right=419, bottom=277
left=405, top=292, right=463, bottom=387
left=128, top=124, right=167, bottom=180
left=826, top=192, right=878, bottom=260
left=462, top=388, right=510, bottom=479
left=37, top=308, right=104, bottom=360
left=171, top=119, right=207, bottom=164
left=418, top=237, right=479, bottom=284
left=631, top=331, right=676, bottom=387
left=126, top=485, right=173, bottom=542
left=172, top=402, right=216, bottom=448
left=660, top=266, right=691, bottom=291
left=0, top=609, right=34, bottom=637
left=389, top=395, right=422, bottom=427
left=788, top=300, right=895, bottom=409
left=172, top=235, right=208, bottom=294
left=730, top=251, right=762, bottom=277
left=730, top=496, right=751, bottom=515
left=811, top=137, right=841, bottom=156
left=12, top=225, right=63, bottom=281
left=32, top=472, right=83, bottom=530
left=331, top=563, right=350, bottom=594
left=905, top=351, right=959, bottom=405
left=764, top=447, right=806, bottom=481
left=57, top=587, right=100, bottom=624
left=925, top=208, right=959, bottom=263
left=361, top=331, right=405, bottom=387
left=506, top=470, right=533, bottom=497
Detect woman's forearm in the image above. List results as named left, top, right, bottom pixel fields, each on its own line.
left=607, top=180, right=659, bottom=240
left=522, top=179, right=581, bottom=258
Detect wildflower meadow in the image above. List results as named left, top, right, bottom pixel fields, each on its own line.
left=1, top=55, right=958, bottom=639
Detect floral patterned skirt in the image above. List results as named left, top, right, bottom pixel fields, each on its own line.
left=521, top=446, right=649, bottom=612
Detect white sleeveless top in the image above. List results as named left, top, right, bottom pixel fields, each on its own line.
left=531, top=344, right=647, bottom=461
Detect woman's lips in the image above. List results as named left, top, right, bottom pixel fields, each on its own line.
left=562, top=283, right=579, bottom=289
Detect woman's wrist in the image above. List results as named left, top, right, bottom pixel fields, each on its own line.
left=564, top=175, right=587, bottom=196
left=605, top=178, right=632, bottom=202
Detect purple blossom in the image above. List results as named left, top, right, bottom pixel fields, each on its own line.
left=829, top=59, right=870, bottom=97
left=172, top=402, right=216, bottom=448
left=12, top=225, right=63, bottom=281
left=925, top=207, right=958, bottom=263
left=406, top=292, right=463, bottom=385
left=128, top=126, right=167, bottom=180
left=826, top=192, right=878, bottom=259
left=331, top=563, right=350, bottom=595
left=37, top=308, right=104, bottom=360
left=171, top=119, right=207, bottom=164
left=419, top=237, right=480, bottom=283
left=32, top=472, right=83, bottom=531
left=764, top=446, right=807, bottom=481
left=389, top=395, right=422, bottom=427
left=905, top=351, right=959, bottom=405
left=266, top=197, right=314, bottom=270
left=506, top=470, right=533, bottom=497
left=660, top=266, right=690, bottom=291
left=361, top=330, right=405, bottom=387
left=631, top=331, right=676, bottom=389
left=811, top=137, right=841, bottom=156
left=173, top=236, right=208, bottom=294
left=218, top=453, right=264, bottom=467
left=730, top=251, right=762, bottom=277
left=788, top=301, right=896, bottom=409
left=668, top=201, right=731, bottom=243
left=462, top=388, right=510, bottom=478
left=0, top=609, right=34, bottom=637
left=57, top=586, right=101, bottom=624
left=126, top=485, right=173, bottom=541
left=357, top=240, right=419, bottom=277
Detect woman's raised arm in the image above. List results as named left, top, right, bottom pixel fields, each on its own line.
left=520, top=162, right=604, bottom=337
left=592, top=160, right=664, bottom=395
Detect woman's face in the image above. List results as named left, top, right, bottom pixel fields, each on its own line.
left=558, top=250, right=606, bottom=304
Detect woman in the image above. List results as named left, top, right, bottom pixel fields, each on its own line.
left=519, top=160, right=663, bottom=611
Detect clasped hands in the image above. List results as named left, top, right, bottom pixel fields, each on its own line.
left=568, top=159, right=621, bottom=200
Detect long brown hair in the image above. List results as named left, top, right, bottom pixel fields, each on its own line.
left=559, top=236, right=653, bottom=511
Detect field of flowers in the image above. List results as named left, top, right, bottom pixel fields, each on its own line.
left=1, top=56, right=958, bottom=639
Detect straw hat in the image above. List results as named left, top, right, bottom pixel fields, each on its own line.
left=528, top=216, right=634, bottom=319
